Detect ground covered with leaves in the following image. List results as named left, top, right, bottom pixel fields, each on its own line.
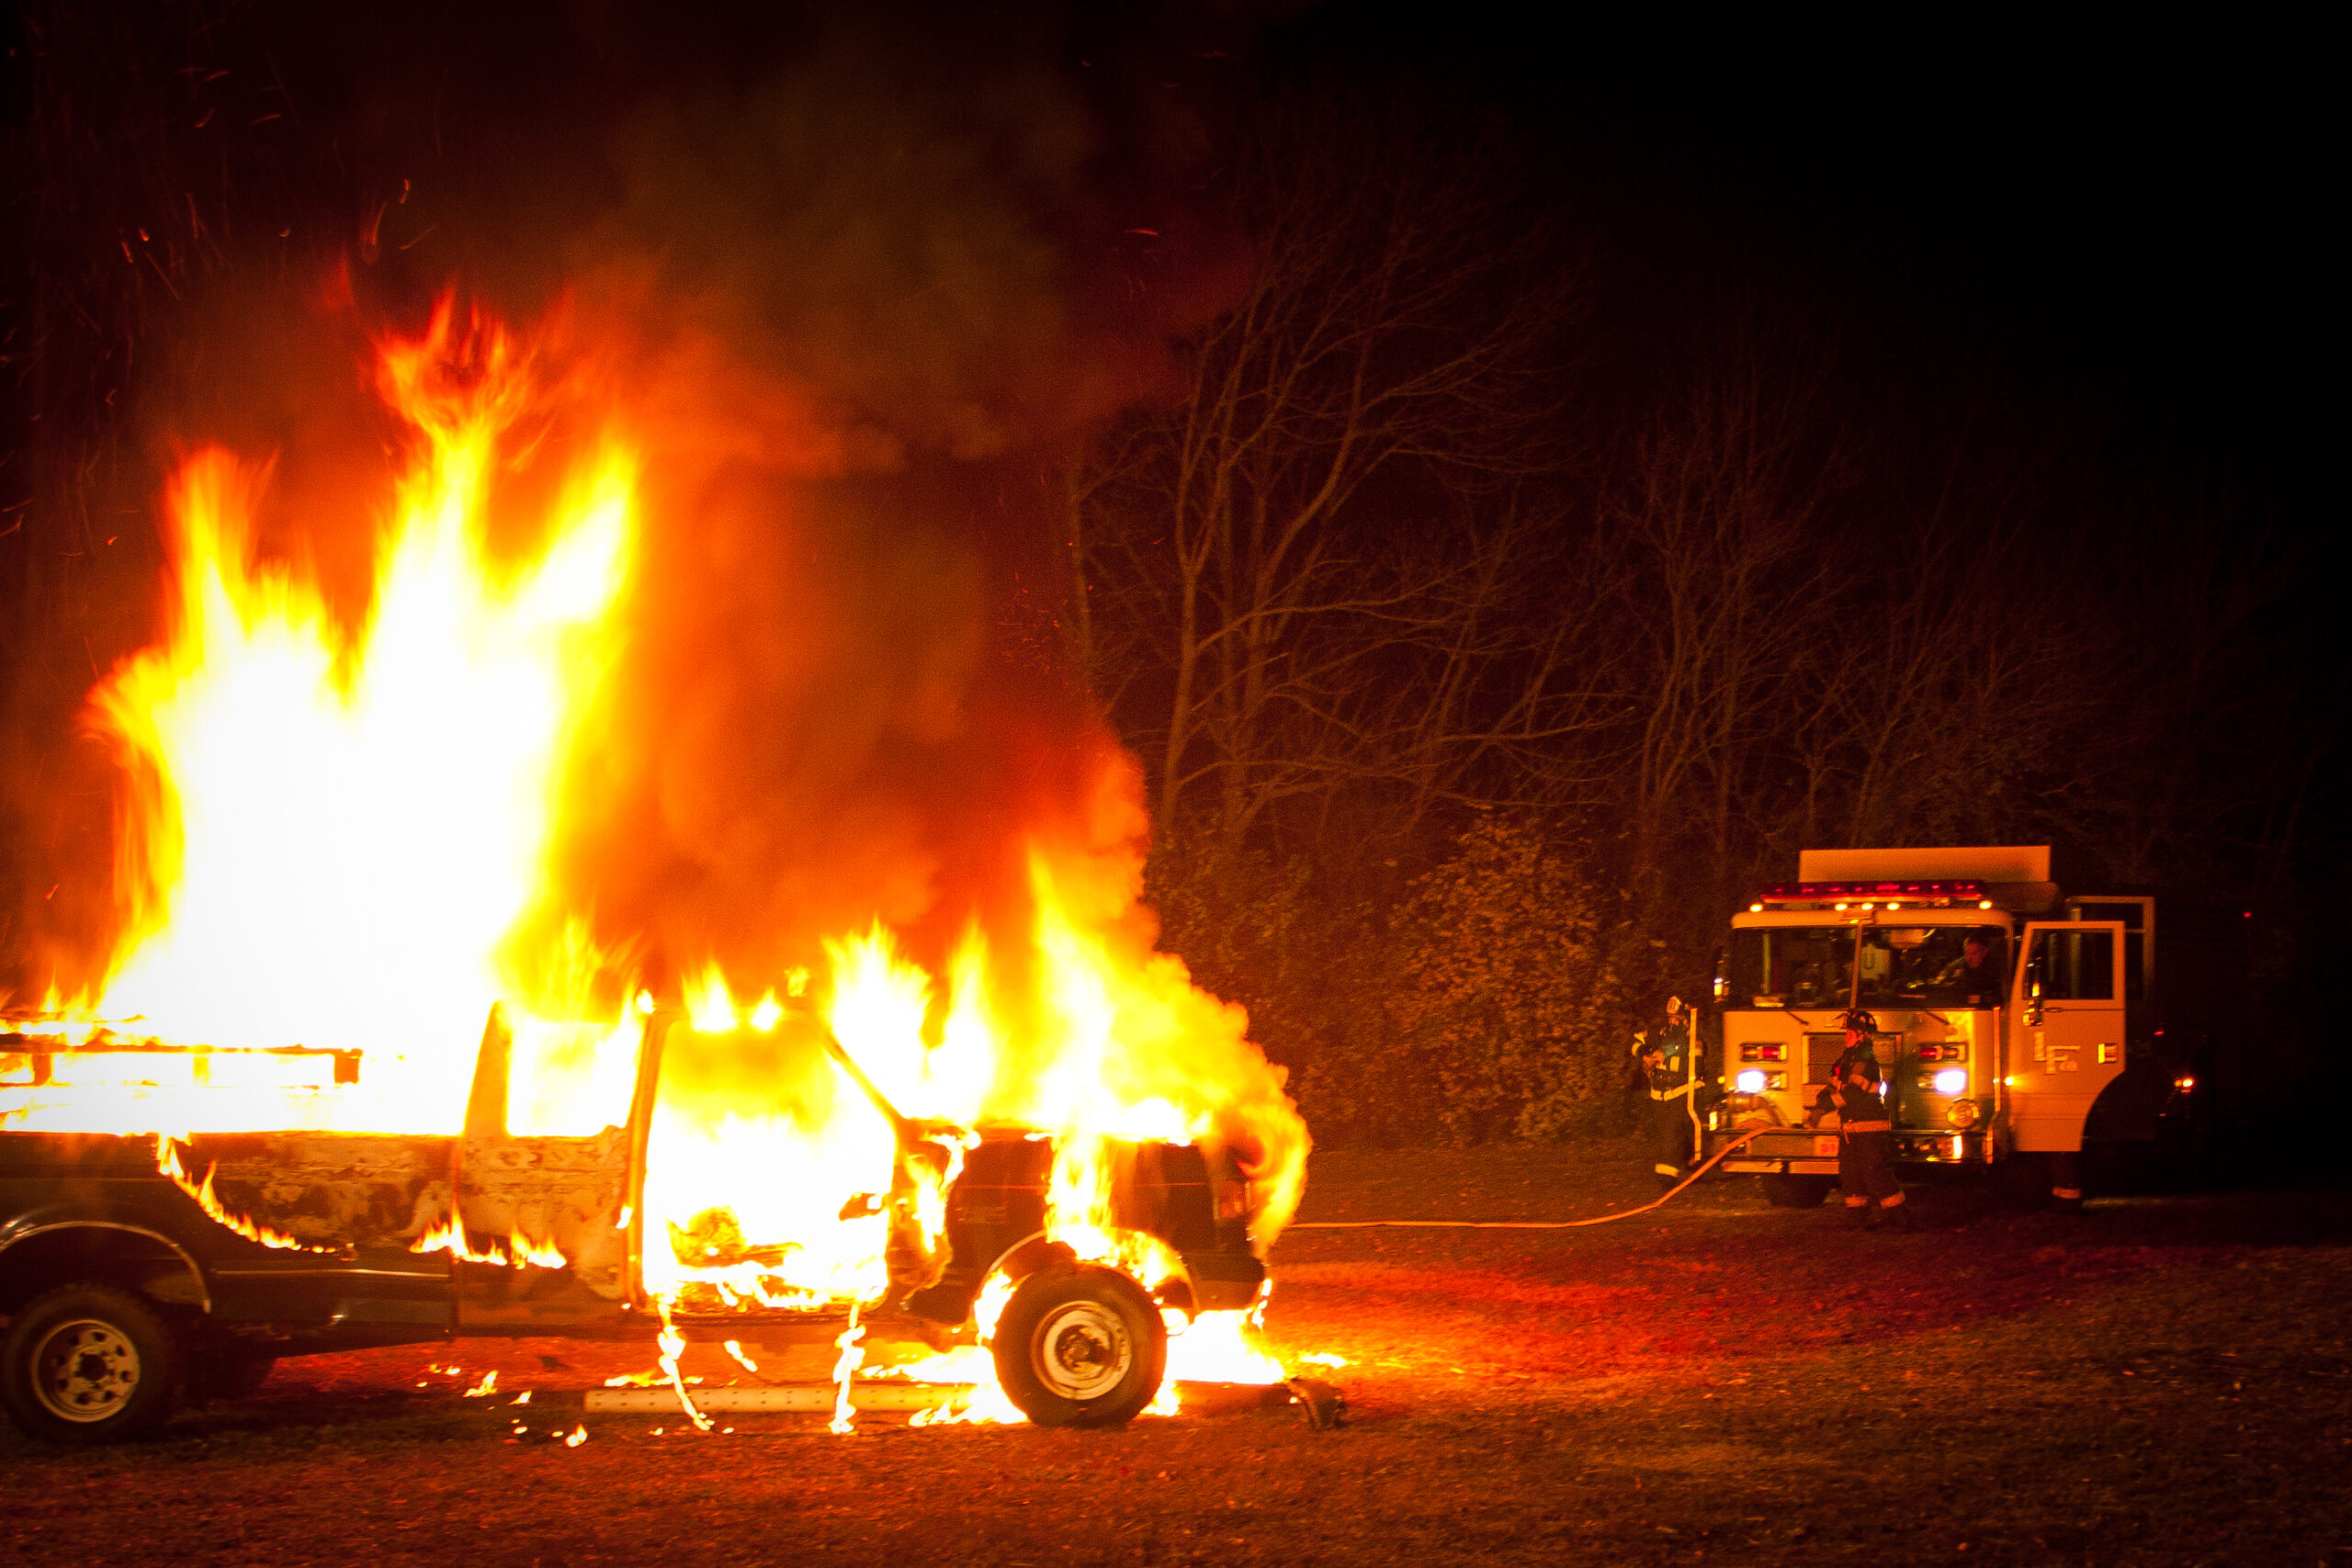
left=6, top=1143, right=2347, bottom=1566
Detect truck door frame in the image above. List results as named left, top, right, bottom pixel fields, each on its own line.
left=2064, top=895, right=2154, bottom=1005
left=448, top=1006, right=647, bottom=1332
left=2007, top=920, right=2129, bottom=1154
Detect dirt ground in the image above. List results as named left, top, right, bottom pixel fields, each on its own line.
left=6, top=1142, right=2349, bottom=1567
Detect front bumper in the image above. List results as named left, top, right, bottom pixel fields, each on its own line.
left=1713, top=1126, right=1996, bottom=1174
left=1888, top=1130, right=1994, bottom=1164
left=1715, top=1126, right=1844, bottom=1177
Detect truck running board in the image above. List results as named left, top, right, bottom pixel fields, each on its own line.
left=585, top=1383, right=968, bottom=1413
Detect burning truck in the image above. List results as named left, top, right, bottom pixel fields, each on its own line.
left=0, top=1000, right=1272, bottom=1443
left=0, top=300, right=1308, bottom=1443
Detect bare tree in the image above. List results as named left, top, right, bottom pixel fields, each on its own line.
left=1080, top=88, right=1583, bottom=851
left=1603, top=313, right=1855, bottom=917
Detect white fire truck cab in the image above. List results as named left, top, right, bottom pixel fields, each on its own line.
left=1701, top=846, right=2182, bottom=1207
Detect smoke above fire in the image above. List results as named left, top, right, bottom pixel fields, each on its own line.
left=8, top=12, right=1304, bottom=1239
left=504, top=10, right=1241, bottom=994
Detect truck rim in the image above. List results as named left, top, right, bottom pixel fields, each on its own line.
left=1029, top=1299, right=1133, bottom=1401
left=30, top=1317, right=144, bottom=1424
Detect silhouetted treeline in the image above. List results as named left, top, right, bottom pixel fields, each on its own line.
left=1080, top=89, right=2336, bottom=1144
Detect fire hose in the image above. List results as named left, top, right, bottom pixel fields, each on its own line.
left=1283, top=1126, right=1775, bottom=1230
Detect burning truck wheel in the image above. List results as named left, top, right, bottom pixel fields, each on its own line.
left=993, top=1262, right=1167, bottom=1428
left=1, top=1283, right=185, bottom=1445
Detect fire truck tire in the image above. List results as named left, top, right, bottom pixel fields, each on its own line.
left=1761, top=1174, right=1835, bottom=1208
left=1, top=1282, right=186, bottom=1445
left=992, top=1262, right=1167, bottom=1429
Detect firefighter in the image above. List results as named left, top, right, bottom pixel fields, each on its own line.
left=1935, top=932, right=2007, bottom=1005
left=1637, top=996, right=1701, bottom=1189
left=1807, top=1010, right=1909, bottom=1230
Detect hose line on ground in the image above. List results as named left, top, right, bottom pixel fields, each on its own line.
left=1283, top=1128, right=1773, bottom=1230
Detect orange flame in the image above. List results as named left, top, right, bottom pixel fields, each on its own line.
left=407, top=1214, right=568, bottom=1269
left=43, top=297, right=634, bottom=1136
left=154, top=1134, right=328, bottom=1253
left=829, top=1303, right=866, bottom=1435
left=11, top=295, right=1317, bottom=1425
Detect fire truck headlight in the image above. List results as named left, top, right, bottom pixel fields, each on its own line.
left=1736, top=1069, right=1768, bottom=1094
left=1932, top=1067, right=1968, bottom=1096
left=1945, top=1099, right=1982, bottom=1130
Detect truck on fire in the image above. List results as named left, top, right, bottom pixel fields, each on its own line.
left=1699, top=846, right=2216, bottom=1206
left=0, top=1003, right=1269, bottom=1445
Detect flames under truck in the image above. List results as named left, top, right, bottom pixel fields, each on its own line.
left=1699, top=846, right=2216, bottom=1207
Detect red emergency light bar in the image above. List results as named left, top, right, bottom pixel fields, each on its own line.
left=1757, top=878, right=1984, bottom=901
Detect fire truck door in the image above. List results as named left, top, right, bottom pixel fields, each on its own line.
left=2008, top=922, right=2128, bottom=1154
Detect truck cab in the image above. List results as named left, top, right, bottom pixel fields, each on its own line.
left=1701, top=846, right=2173, bottom=1206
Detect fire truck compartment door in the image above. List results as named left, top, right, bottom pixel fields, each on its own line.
left=2009, top=921, right=2127, bottom=1154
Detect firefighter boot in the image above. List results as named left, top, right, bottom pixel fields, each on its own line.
left=1875, top=1199, right=1913, bottom=1233
left=1842, top=1201, right=1871, bottom=1230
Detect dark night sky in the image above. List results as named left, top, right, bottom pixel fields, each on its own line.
left=10, top=2, right=2322, bottom=494
left=1265, top=6, right=2328, bottom=503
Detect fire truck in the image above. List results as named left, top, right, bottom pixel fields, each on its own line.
left=1698, top=846, right=2211, bottom=1207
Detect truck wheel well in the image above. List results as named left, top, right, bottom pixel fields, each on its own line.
left=0, top=1225, right=208, bottom=1317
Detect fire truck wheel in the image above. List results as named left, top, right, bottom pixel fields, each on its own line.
left=992, top=1262, right=1168, bottom=1429
left=1761, top=1174, right=1835, bottom=1208
left=1, top=1282, right=186, bottom=1445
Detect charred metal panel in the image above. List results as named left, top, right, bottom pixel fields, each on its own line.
left=956, top=1134, right=1056, bottom=1190
left=454, top=1125, right=633, bottom=1303
left=910, top=1134, right=1241, bottom=1325
left=1107, top=1141, right=1216, bottom=1252
left=451, top=1008, right=635, bottom=1307
left=906, top=1133, right=1053, bottom=1324
left=187, top=1132, right=454, bottom=1252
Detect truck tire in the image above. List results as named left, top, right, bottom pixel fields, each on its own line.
left=1761, top=1174, right=1835, bottom=1209
left=991, top=1262, right=1166, bottom=1429
left=1, top=1282, right=186, bottom=1445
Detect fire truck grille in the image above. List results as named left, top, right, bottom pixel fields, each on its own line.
left=1804, top=1034, right=1844, bottom=1084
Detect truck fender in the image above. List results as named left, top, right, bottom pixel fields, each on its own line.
left=2081, top=1064, right=2163, bottom=1145
left=0, top=1220, right=211, bottom=1314
left=979, top=1230, right=1072, bottom=1291
left=4, top=1187, right=227, bottom=1260
left=972, top=1232, right=1238, bottom=1317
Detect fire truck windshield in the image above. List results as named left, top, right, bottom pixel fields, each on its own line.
left=1730, top=927, right=2009, bottom=1010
